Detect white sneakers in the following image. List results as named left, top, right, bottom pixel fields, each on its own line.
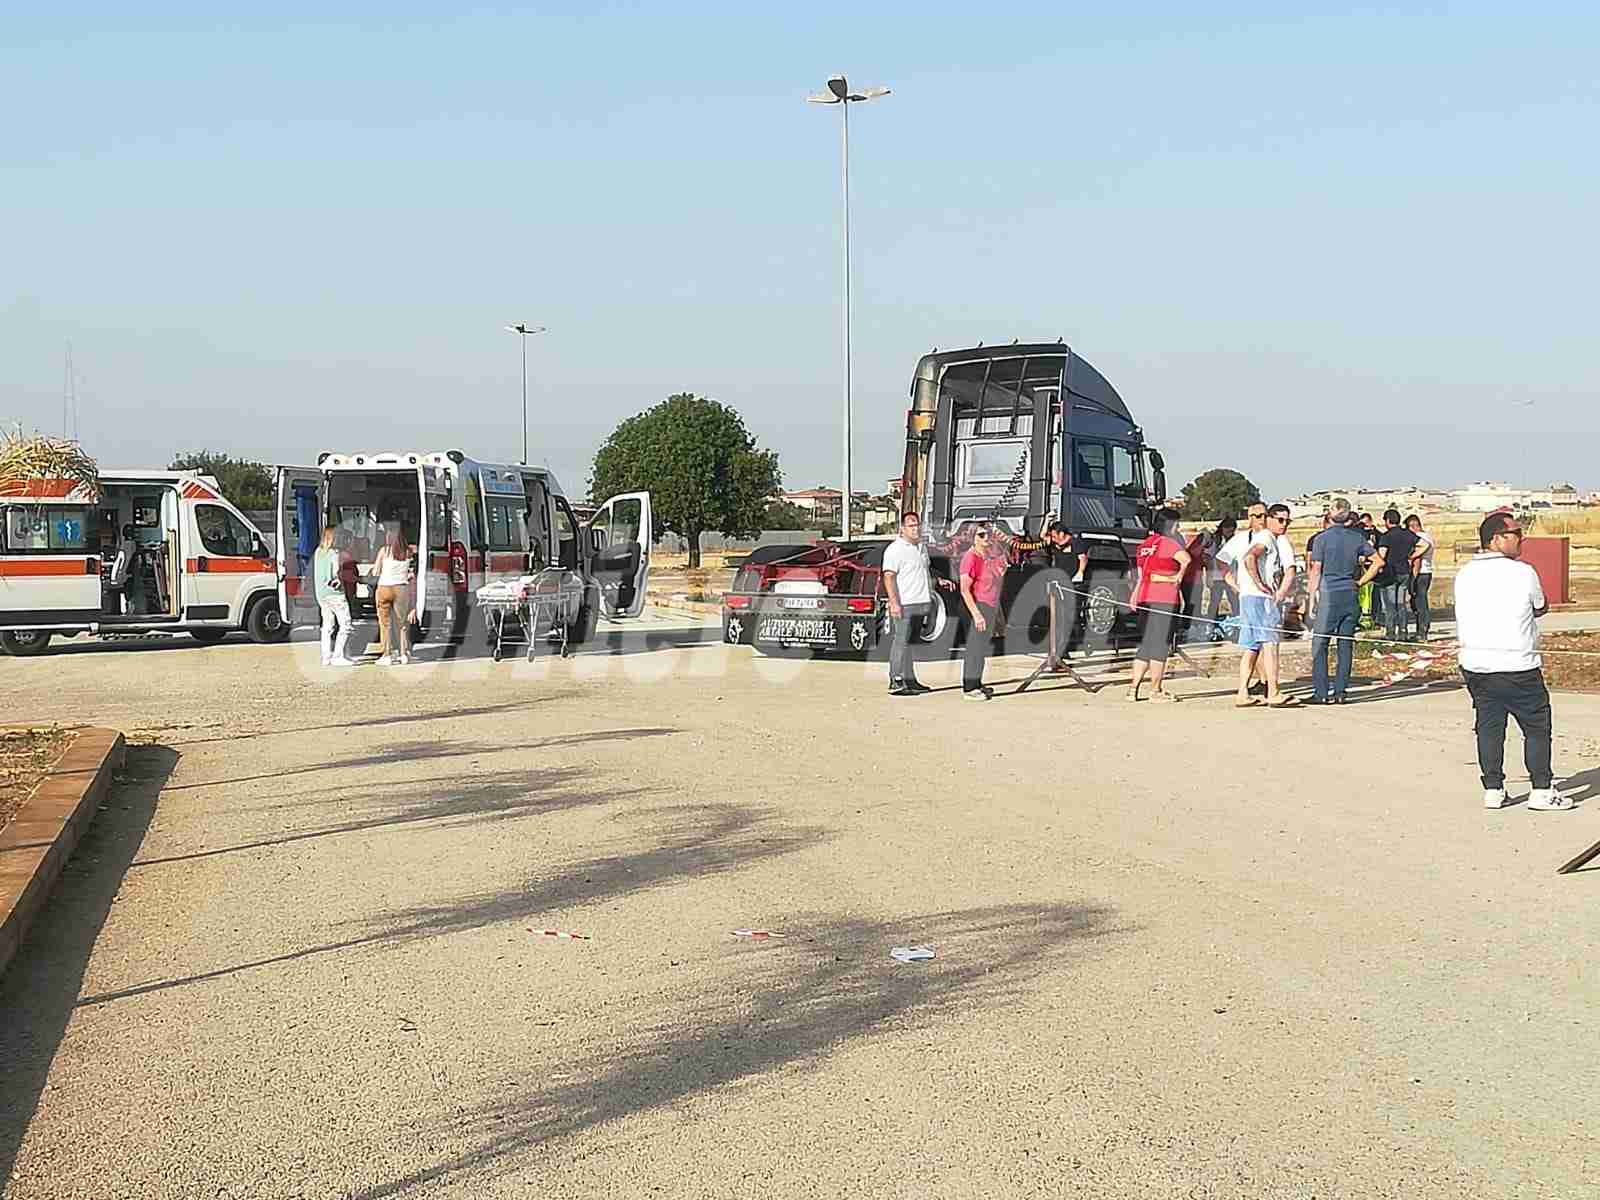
left=1484, top=786, right=1573, bottom=811
left=329, top=656, right=357, bottom=668
left=1526, top=788, right=1573, bottom=812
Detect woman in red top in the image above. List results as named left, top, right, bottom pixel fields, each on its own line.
left=1128, top=508, right=1192, bottom=702
left=958, top=524, right=1008, bottom=699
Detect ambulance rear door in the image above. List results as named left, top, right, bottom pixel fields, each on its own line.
left=276, top=467, right=326, bottom=627
left=417, top=464, right=452, bottom=628
left=0, top=501, right=101, bottom=627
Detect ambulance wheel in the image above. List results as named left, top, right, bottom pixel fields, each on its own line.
left=189, top=629, right=228, bottom=646
left=246, top=597, right=289, bottom=644
left=1, top=631, right=52, bottom=656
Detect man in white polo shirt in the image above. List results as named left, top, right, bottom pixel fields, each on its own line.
left=1454, top=511, right=1569, bottom=811
left=882, top=512, right=937, bottom=696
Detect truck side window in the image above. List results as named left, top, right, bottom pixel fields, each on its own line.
left=1112, top=445, right=1142, bottom=500
left=1072, top=441, right=1110, bottom=491
left=553, top=498, right=578, bottom=570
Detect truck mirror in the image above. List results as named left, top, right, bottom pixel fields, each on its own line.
left=1148, top=448, right=1166, bottom=471
left=1153, top=469, right=1167, bottom=503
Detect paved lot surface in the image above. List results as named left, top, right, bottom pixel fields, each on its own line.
left=3, top=609, right=1598, bottom=1198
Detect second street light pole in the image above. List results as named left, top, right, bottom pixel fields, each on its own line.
left=504, top=323, right=547, bottom=465
left=809, top=73, right=888, bottom=540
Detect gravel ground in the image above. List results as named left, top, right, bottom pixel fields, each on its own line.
left=2, top=611, right=1597, bottom=1199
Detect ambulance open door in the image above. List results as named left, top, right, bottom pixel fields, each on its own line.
left=588, top=491, right=651, bottom=619
left=275, top=467, right=325, bottom=627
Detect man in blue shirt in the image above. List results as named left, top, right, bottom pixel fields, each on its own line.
left=1306, top=497, right=1376, bottom=703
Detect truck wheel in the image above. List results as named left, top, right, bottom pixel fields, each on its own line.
left=246, top=597, right=289, bottom=644
left=189, top=628, right=228, bottom=646
left=915, top=594, right=961, bottom=657
left=1, top=630, right=52, bottom=656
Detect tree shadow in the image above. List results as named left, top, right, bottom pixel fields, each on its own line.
left=159, top=728, right=678, bottom=793
left=72, top=801, right=826, bottom=1009
left=0, top=745, right=178, bottom=1190
left=350, top=900, right=1128, bottom=1198
left=129, top=764, right=636, bottom=868
left=149, top=699, right=575, bottom=746
left=355, top=802, right=828, bottom=944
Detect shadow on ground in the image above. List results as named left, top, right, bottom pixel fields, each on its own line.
left=72, top=798, right=822, bottom=1009
left=0, top=744, right=178, bottom=1191
left=350, top=900, right=1127, bottom=1198
left=160, top=727, right=677, bottom=793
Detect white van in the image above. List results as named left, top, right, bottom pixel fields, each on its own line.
left=274, top=450, right=650, bottom=645
left=0, top=470, right=284, bottom=655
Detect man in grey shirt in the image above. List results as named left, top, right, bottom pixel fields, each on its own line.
left=1306, top=497, right=1375, bottom=703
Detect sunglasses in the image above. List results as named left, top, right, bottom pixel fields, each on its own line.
left=973, top=531, right=990, bottom=539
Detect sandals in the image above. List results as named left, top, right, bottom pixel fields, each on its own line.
left=1268, top=695, right=1302, bottom=708
left=1235, top=697, right=1263, bottom=708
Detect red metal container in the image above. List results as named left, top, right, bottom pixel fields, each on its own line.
left=1519, top=536, right=1571, bottom=605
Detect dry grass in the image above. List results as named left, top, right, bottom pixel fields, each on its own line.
left=0, top=727, right=73, bottom=833
left=1336, top=632, right=1600, bottom=694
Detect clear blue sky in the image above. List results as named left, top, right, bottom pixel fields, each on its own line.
left=4, top=3, right=1597, bottom=502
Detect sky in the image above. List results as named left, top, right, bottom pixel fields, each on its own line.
left=3, top=3, right=1598, bottom=503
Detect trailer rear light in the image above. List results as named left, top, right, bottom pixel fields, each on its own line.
left=846, top=598, right=875, bottom=613
left=449, top=541, right=468, bottom=590
left=725, top=594, right=751, bottom=609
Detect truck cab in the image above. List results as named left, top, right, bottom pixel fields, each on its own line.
left=900, top=343, right=1166, bottom=646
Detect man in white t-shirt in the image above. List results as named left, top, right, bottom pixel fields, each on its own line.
left=881, top=512, right=940, bottom=696
left=1235, top=504, right=1298, bottom=707
left=1454, top=511, right=1567, bottom=811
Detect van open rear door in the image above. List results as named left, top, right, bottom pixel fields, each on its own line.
left=589, top=491, right=651, bottom=618
left=275, top=467, right=325, bottom=627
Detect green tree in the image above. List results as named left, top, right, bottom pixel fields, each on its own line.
left=169, top=450, right=274, bottom=511
left=1181, top=468, right=1261, bottom=521
left=589, top=394, right=782, bottom=568
left=762, top=499, right=815, bottom=530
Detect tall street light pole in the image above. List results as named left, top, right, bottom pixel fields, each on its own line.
left=504, top=323, right=547, bottom=464
left=808, top=73, right=888, bottom=540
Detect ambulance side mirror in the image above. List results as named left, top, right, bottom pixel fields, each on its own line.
left=250, top=534, right=266, bottom=558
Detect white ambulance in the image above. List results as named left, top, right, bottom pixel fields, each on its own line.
left=273, top=450, right=650, bottom=645
left=0, top=470, right=285, bottom=655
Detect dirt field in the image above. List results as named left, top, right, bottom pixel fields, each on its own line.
left=2, top=616, right=1597, bottom=1198
left=0, top=729, right=72, bottom=835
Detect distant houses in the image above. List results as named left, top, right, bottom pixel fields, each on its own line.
left=1284, top=481, right=1587, bottom=518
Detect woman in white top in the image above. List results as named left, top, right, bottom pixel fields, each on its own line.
left=1405, top=513, right=1435, bottom=641
left=371, top=522, right=415, bottom=664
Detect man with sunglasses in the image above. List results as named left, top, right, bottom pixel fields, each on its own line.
left=1455, top=512, right=1569, bottom=810
left=1236, top=503, right=1299, bottom=707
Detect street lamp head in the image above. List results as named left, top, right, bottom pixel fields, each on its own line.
left=827, top=74, right=849, bottom=99
left=854, top=86, right=891, bottom=101
left=806, top=93, right=840, bottom=104
left=505, top=324, right=547, bottom=336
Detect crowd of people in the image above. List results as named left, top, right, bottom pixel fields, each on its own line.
left=879, top=501, right=1571, bottom=810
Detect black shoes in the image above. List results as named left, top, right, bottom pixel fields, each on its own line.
left=888, top=679, right=933, bottom=696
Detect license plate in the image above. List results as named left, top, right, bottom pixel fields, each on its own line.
left=780, top=597, right=822, bottom=610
